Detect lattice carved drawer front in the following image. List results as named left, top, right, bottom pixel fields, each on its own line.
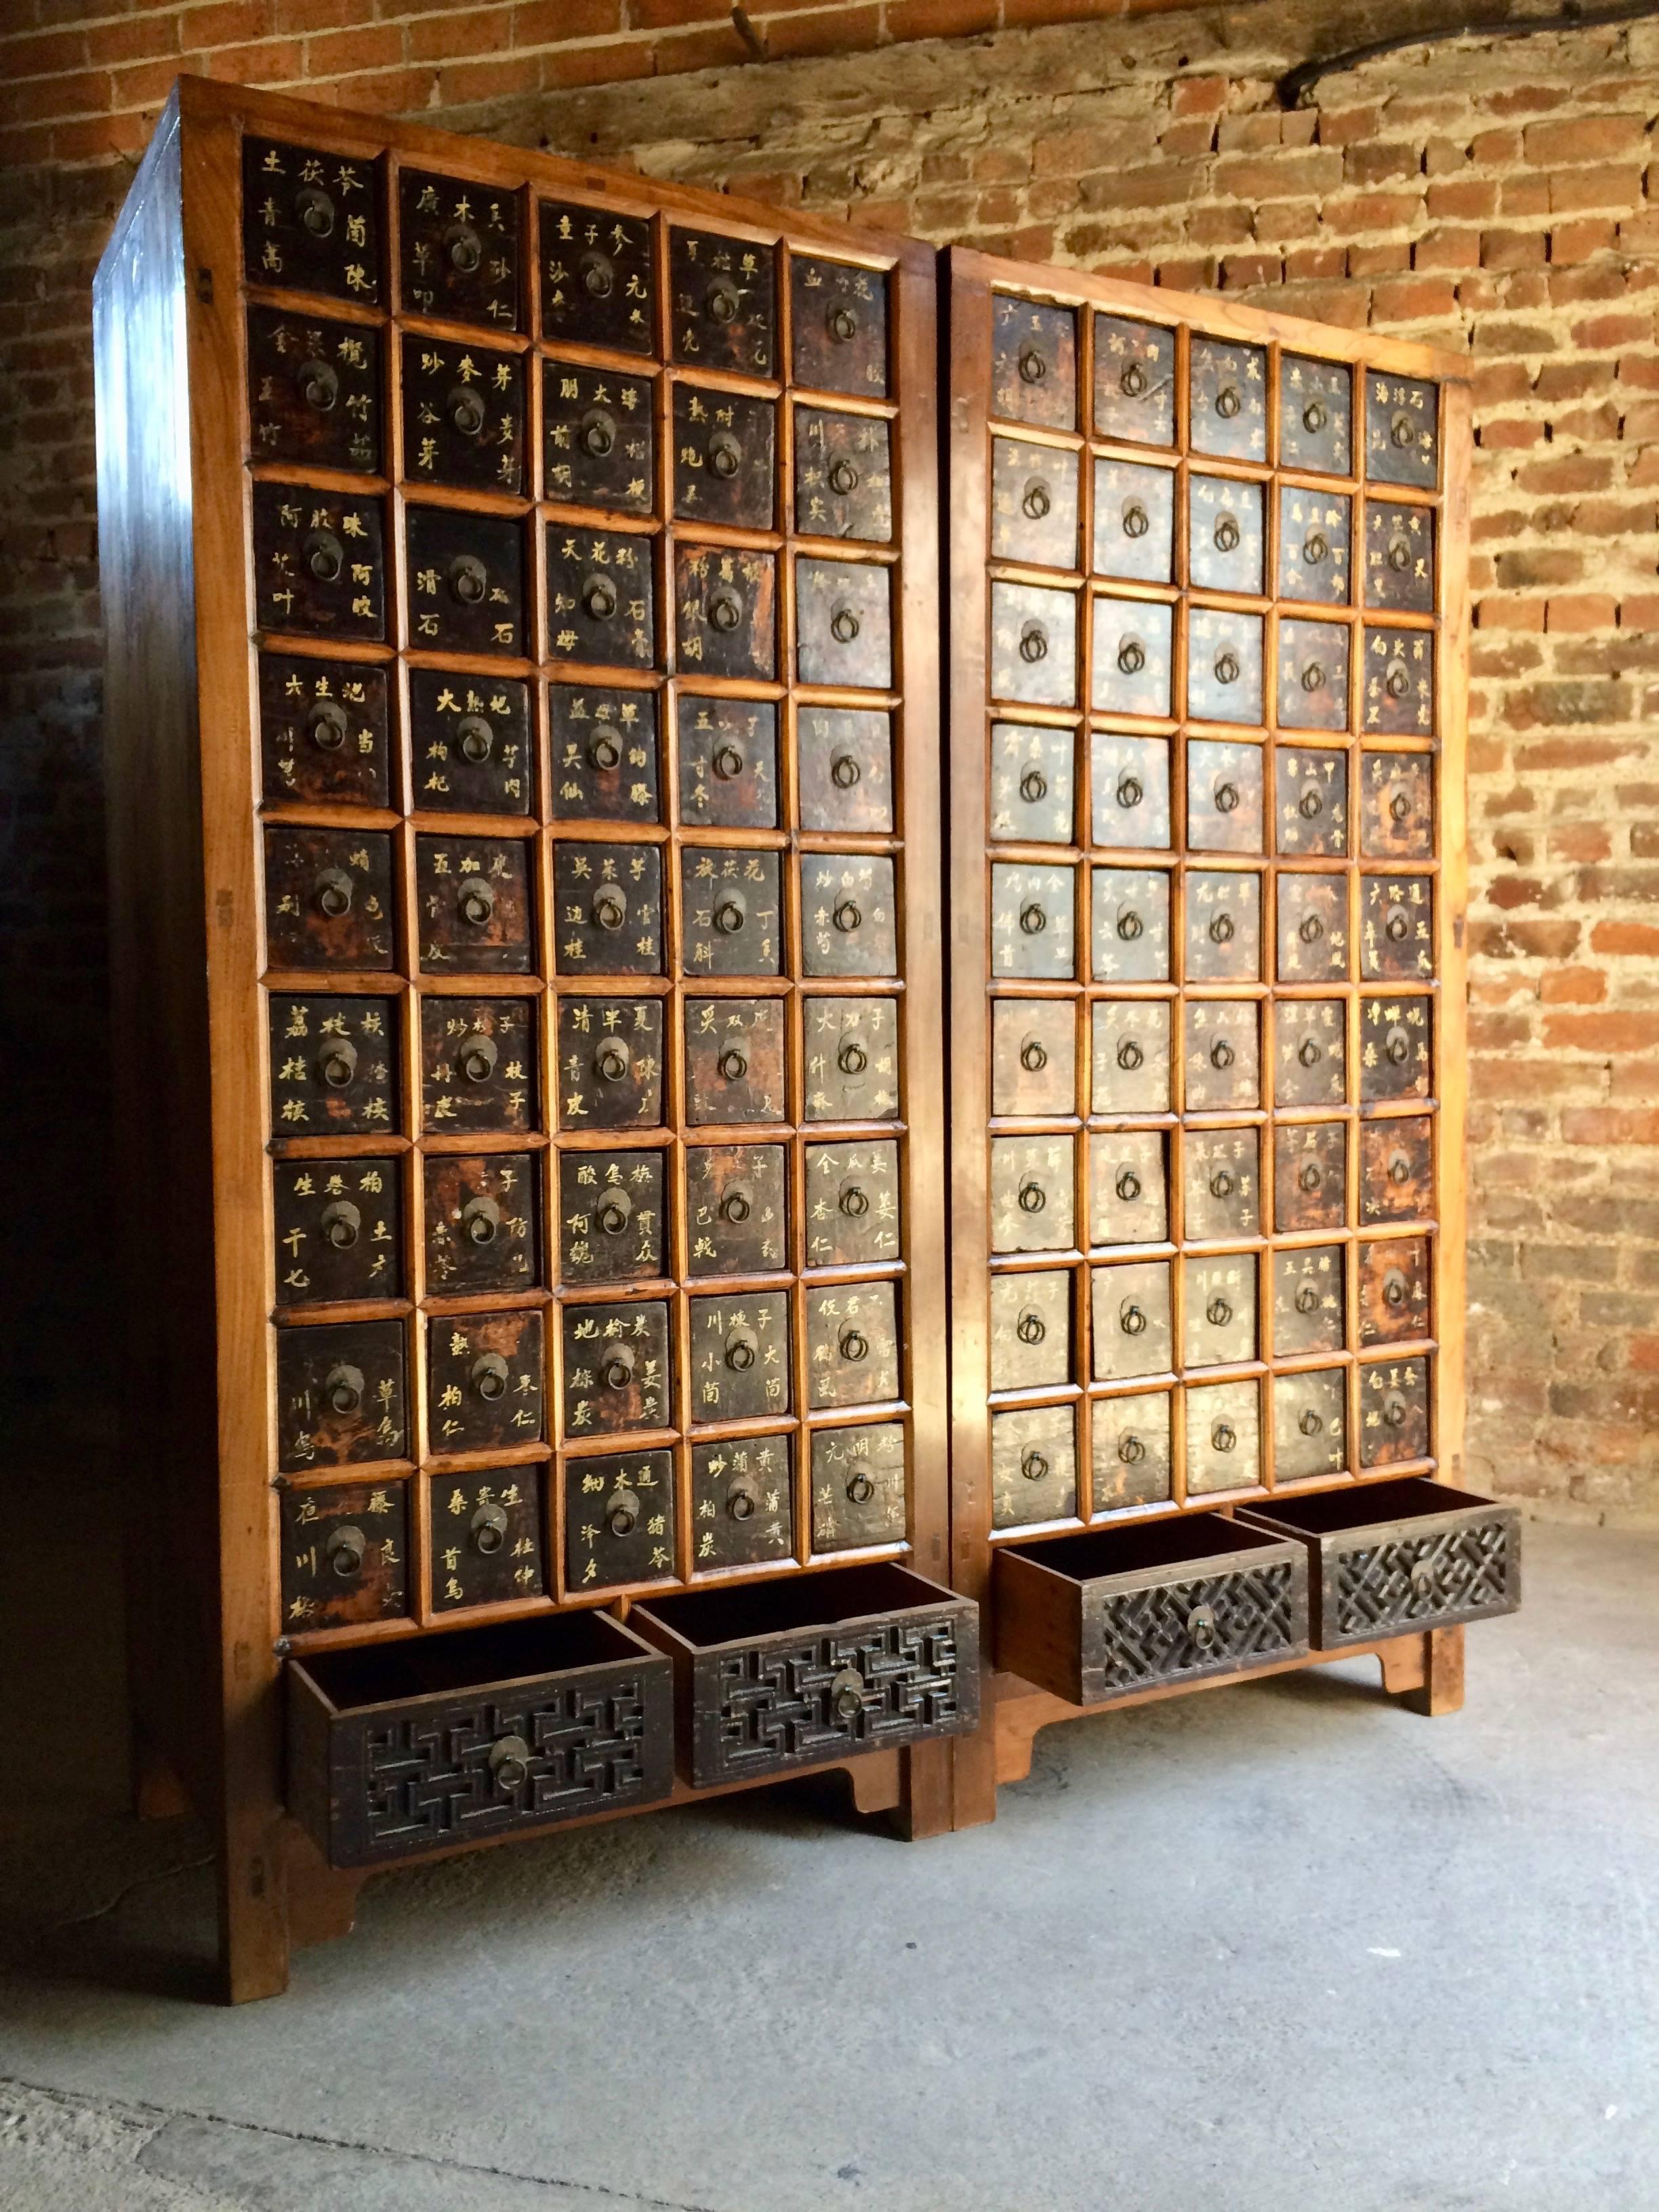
left=287, top=1613, right=674, bottom=1869
left=1242, top=1480, right=1519, bottom=1649
left=630, top=1564, right=979, bottom=1787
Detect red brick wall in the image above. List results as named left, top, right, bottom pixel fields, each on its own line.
left=4, top=0, right=1657, bottom=1515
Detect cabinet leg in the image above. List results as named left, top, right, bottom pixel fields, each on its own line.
left=1401, top=1625, right=1465, bottom=1717
left=134, top=1738, right=191, bottom=1822
left=285, top=1820, right=366, bottom=1950
left=895, top=1738, right=954, bottom=1839
left=215, top=1809, right=291, bottom=2005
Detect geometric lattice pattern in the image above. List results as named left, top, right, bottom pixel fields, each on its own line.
left=1090, top=1561, right=1304, bottom=1698
left=1330, top=1517, right=1517, bottom=1644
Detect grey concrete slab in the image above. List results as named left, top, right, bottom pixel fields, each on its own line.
left=1, top=1517, right=1654, bottom=2212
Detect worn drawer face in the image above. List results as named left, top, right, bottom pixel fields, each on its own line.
left=1273, top=1243, right=1345, bottom=1356
left=1276, top=618, right=1349, bottom=733
left=1276, top=486, right=1351, bottom=605
left=567, top=1448, right=676, bottom=1591
left=428, top=1309, right=544, bottom=1454
left=1092, top=596, right=1173, bottom=719
left=679, top=697, right=779, bottom=830
left=264, top=826, right=394, bottom=972
left=693, top=1434, right=794, bottom=1570
left=682, top=851, right=783, bottom=978
left=811, top=1423, right=909, bottom=1550
left=415, top=835, right=534, bottom=974
left=248, top=307, right=380, bottom=474
left=1090, top=1000, right=1172, bottom=1115
left=1183, top=1128, right=1260, bottom=1242
left=1092, top=1389, right=1173, bottom=1511
left=421, top=997, right=536, bottom=1135
left=425, top=1153, right=537, bottom=1294
left=991, top=1403, right=1078, bottom=1529
left=406, top=508, right=524, bottom=658
left=1279, top=354, right=1353, bottom=475
left=1359, top=1234, right=1432, bottom=1345
left=1092, top=457, right=1175, bottom=584
left=1188, top=474, right=1264, bottom=596
left=992, top=998, right=1076, bottom=1118
left=544, top=359, right=655, bottom=515
left=1360, top=994, right=1432, bottom=1101
left=409, top=670, right=532, bottom=815
left=253, top=484, right=384, bottom=641
left=546, top=530, right=656, bottom=671
left=990, top=723, right=1073, bottom=846
left=1186, top=1378, right=1261, bottom=1494
left=992, top=295, right=1076, bottom=428
left=1184, top=999, right=1259, bottom=1112
left=674, top=545, right=777, bottom=682
left=243, top=136, right=382, bottom=303
left=1090, top=866, right=1170, bottom=983
left=1366, top=373, right=1439, bottom=487
left=670, top=228, right=776, bottom=375
left=1359, top=752, right=1434, bottom=860
left=685, top=997, right=786, bottom=1124
left=274, top=1158, right=401, bottom=1307
left=686, top=1143, right=788, bottom=1276
left=1187, top=608, right=1265, bottom=727
left=1361, top=875, right=1435, bottom=981
left=556, top=998, right=663, bottom=1130
left=792, top=254, right=888, bottom=394
left=1091, top=1259, right=1172, bottom=1382
left=540, top=201, right=655, bottom=356
left=1275, top=745, right=1348, bottom=857
left=549, top=686, right=660, bottom=825
left=1364, top=499, right=1435, bottom=613
left=558, top=1150, right=667, bottom=1286
left=1274, top=1121, right=1346, bottom=1233
left=1185, top=868, right=1261, bottom=983
left=1273, top=1369, right=1346, bottom=1483
left=281, top=1478, right=407, bottom=1633
left=798, top=706, right=893, bottom=834
left=1361, top=1114, right=1433, bottom=1224
left=260, top=653, right=391, bottom=810
left=1092, top=732, right=1171, bottom=851
left=991, top=583, right=1077, bottom=708
left=1362, top=625, right=1435, bottom=737
left=1187, top=739, right=1263, bottom=855
left=553, top=843, right=663, bottom=976
left=797, top=558, right=892, bottom=691
left=807, top=1280, right=901, bottom=1410
left=403, top=337, right=525, bottom=495
left=277, top=1318, right=407, bottom=1472
left=270, top=993, right=398, bottom=1136
left=1359, top=1356, right=1431, bottom=1466
left=991, top=437, right=1080, bottom=569
left=805, top=998, right=900, bottom=1122
left=1183, top=1253, right=1257, bottom=1369
left=430, top=1467, right=544, bottom=1612
left=1275, top=998, right=1346, bottom=1109
left=806, top=1139, right=901, bottom=1266
left=563, top=1298, right=672, bottom=1437
left=398, top=167, right=520, bottom=329
left=1189, top=337, right=1267, bottom=462
left=989, top=1269, right=1073, bottom=1391
left=990, top=1134, right=1076, bottom=1254
left=801, top=854, right=897, bottom=977
left=1088, top=1129, right=1168, bottom=1246
left=1092, top=312, right=1175, bottom=445
left=1277, top=872, right=1349, bottom=983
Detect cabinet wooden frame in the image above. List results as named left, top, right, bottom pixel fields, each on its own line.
left=942, top=247, right=1472, bottom=1827
left=98, top=75, right=949, bottom=2004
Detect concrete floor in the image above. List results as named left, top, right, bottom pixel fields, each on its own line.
left=0, top=1509, right=1653, bottom=2211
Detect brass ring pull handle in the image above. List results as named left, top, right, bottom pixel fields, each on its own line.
left=1383, top=1391, right=1409, bottom=1428
left=445, top=221, right=482, bottom=274
left=1388, top=535, right=1414, bottom=573
left=1117, top=774, right=1143, bottom=808
left=1391, top=409, right=1416, bottom=449
left=594, top=1040, right=630, bottom=1084
left=838, top=1040, right=867, bottom=1075
left=1385, top=905, right=1411, bottom=943
left=1294, top=1284, right=1319, bottom=1314
left=488, top=1733, right=531, bottom=1790
left=708, top=432, right=741, bottom=479
left=324, top=1362, right=365, bottom=1415
left=1210, top=1421, right=1236, bottom=1452
left=1210, top=912, right=1235, bottom=945
left=1118, top=637, right=1145, bottom=675
left=834, top=899, right=863, bottom=934
left=306, top=700, right=348, bottom=752
left=1390, top=788, right=1412, bottom=823
left=720, top=1184, right=752, bottom=1223
left=457, top=714, right=493, bottom=764
left=712, top=893, right=746, bottom=936
left=1120, top=1300, right=1147, bottom=1336
left=1018, top=346, right=1046, bottom=384
left=299, top=357, right=338, bottom=413
left=588, top=731, right=621, bottom=771
left=1383, top=1267, right=1409, bottom=1309
left=846, top=1472, right=874, bottom=1504
left=600, top=1345, right=636, bottom=1390
left=1122, top=499, right=1149, bottom=538
left=1117, top=1038, right=1144, bottom=1071
left=1214, top=513, right=1240, bottom=554
left=1303, top=397, right=1328, bottom=433
left=1021, top=1448, right=1049, bottom=1483
left=295, top=184, right=335, bottom=238
left=304, top=529, right=344, bottom=583
left=1017, top=1179, right=1046, bottom=1214
left=592, top=886, right=628, bottom=931
left=1298, top=913, right=1324, bottom=944
left=321, top=1200, right=360, bottom=1249
left=706, top=280, right=741, bottom=324
left=1021, top=767, right=1048, bottom=804
left=1115, top=1168, right=1142, bottom=1202
left=1019, top=623, right=1048, bottom=663
left=708, top=590, right=743, bottom=634
left=462, top=1195, right=501, bottom=1246
left=471, top=1351, right=509, bottom=1401
left=1211, top=1039, right=1235, bottom=1069
left=832, top=752, right=861, bottom=788
left=1214, top=781, right=1240, bottom=814
left=1298, top=1407, right=1324, bottom=1436
left=449, top=554, right=487, bottom=607
left=839, top=1326, right=869, bottom=1363
left=1020, top=1038, right=1047, bottom=1072
left=605, top=1486, right=640, bottom=1536
left=726, top=1479, right=758, bottom=1521
left=1210, top=1168, right=1235, bottom=1199
left=579, top=409, right=616, bottom=458
left=457, top=1031, right=498, bottom=1084
left=1119, top=1431, right=1147, bottom=1465
left=1409, top=1558, right=1436, bottom=1597
left=1388, top=1150, right=1412, bottom=1185
left=1118, top=909, right=1143, bottom=941
left=1120, top=359, right=1147, bottom=397
left=830, top=604, right=861, bottom=644
left=1385, top=1025, right=1412, bottom=1067
left=1298, top=1037, right=1322, bottom=1067
left=1019, top=902, right=1047, bottom=936
left=1206, top=1296, right=1233, bottom=1327
left=1215, top=384, right=1242, bottom=419
left=1385, top=660, right=1410, bottom=700
left=1023, top=479, right=1051, bottom=520
left=1303, top=530, right=1329, bottom=565
left=579, top=251, right=614, bottom=298
left=457, top=879, right=495, bottom=927
left=317, top=1037, right=358, bottom=1089
left=712, top=743, right=745, bottom=781
left=583, top=574, right=618, bottom=621
left=1299, top=787, right=1323, bottom=819
left=829, top=1665, right=866, bottom=1721
left=448, top=384, right=487, bottom=438
left=1299, top=1163, right=1322, bottom=1193
left=828, top=457, right=859, bottom=495
left=471, top=1501, right=509, bottom=1555
left=717, top=1046, right=748, bottom=1082
left=1188, top=1602, right=1217, bottom=1647
left=1017, top=1309, right=1046, bottom=1345
left=326, top=1523, right=366, bottom=1576
left=596, top=1189, right=633, bottom=1235
left=1214, top=650, right=1240, bottom=686
left=839, top=1183, right=869, bottom=1217
left=1302, top=661, right=1326, bottom=693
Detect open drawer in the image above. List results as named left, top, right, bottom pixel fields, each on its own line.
left=1239, top=1477, right=1521, bottom=1649
left=287, top=1610, right=674, bottom=1868
left=993, top=1515, right=1309, bottom=1706
left=630, top=1563, right=979, bottom=1788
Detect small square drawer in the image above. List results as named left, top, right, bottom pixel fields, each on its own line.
left=1090, top=1000, right=1172, bottom=1114
left=558, top=1149, right=667, bottom=1286
left=287, top=1610, right=673, bottom=1869
left=992, top=1402, right=1078, bottom=1529
left=1359, top=752, right=1434, bottom=859
left=1185, top=868, right=1261, bottom=983
left=992, top=998, right=1075, bottom=1118
left=805, top=998, right=899, bottom=1121
left=670, top=227, right=776, bottom=375
left=687, top=1143, right=788, bottom=1275
left=248, top=307, right=381, bottom=474
left=1359, top=1233, right=1432, bottom=1345
left=992, top=863, right=1075, bottom=980
left=798, top=707, right=893, bottom=834
left=792, top=255, right=888, bottom=396
left=415, top=834, right=535, bottom=975
left=1362, top=625, right=1435, bottom=737
left=1273, top=1367, right=1347, bottom=1484
left=556, top=998, right=664, bottom=1130
left=259, top=652, right=392, bottom=809
left=685, top=997, right=786, bottom=1124
left=1187, top=608, right=1264, bottom=727
left=1275, top=998, right=1345, bottom=1109
left=1274, top=1122, right=1346, bottom=1233
left=1276, top=619, right=1349, bottom=733
left=1277, top=872, right=1349, bottom=983
left=1276, top=486, right=1351, bottom=605
left=1183, top=1252, right=1257, bottom=1369
left=690, top=1290, right=792, bottom=1423
left=405, top=508, right=525, bottom=659
left=403, top=337, right=525, bottom=496
left=1088, top=1130, right=1168, bottom=1246
left=553, top=842, right=664, bottom=976
left=797, top=558, right=892, bottom=690
left=680, top=697, right=779, bottom=830
left=991, top=722, right=1076, bottom=846
left=991, top=1134, right=1075, bottom=1254
left=1279, top=354, right=1352, bottom=476
left=410, top=670, right=533, bottom=815
left=630, top=1561, right=977, bottom=1788
left=1092, top=312, right=1174, bottom=446
left=429, top=1467, right=545, bottom=1614
left=398, top=167, right=521, bottom=329
left=1092, top=457, right=1174, bottom=584
left=539, top=199, right=656, bottom=356
left=1240, top=1477, right=1518, bottom=1650
left=1187, top=739, right=1263, bottom=855
left=682, top=849, right=783, bottom=977
left=1361, top=875, right=1435, bottom=981
left=281, top=1477, right=407, bottom=1635
left=545, top=359, right=656, bottom=514
left=274, top=1158, right=401, bottom=1307
left=1364, top=499, right=1435, bottom=613
left=1366, top=373, right=1439, bottom=489
left=811, top=1420, right=907, bottom=1551
left=428, top=1309, right=544, bottom=1454
left=1092, top=733, right=1171, bottom=851
left=1275, top=746, right=1348, bottom=857
left=991, top=1513, right=1306, bottom=1705
left=422, top=996, right=536, bottom=1135
left=806, top=1139, right=901, bottom=1265
left=253, top=483, right=385, bottom=642
left=1090, top=1258, right=1171, bottom=1382
left=1360, top=1113, right=1433, bottom=1224
left=562, top=1298, right=672, bottom=1437
left=1187, top=1377, right=1262, bottom=1494
left=992, top=295, right=1076, bottom=428
left=801, top=855, right=897, bottom=977
left=992, top=583, right=1077, bottom=708
left=565, top=1446, right=676, bottom=1591
left=1092, top=1389, right=1172, bottom=1513
left=1360, top=994, right=1432, bottom=1102
left=424, top=1153, right=538, bottom=1294
left=550, top=686, right=660, bottom=825
left=806, top=1279, right=901, bottom=1410
left=1090, top=866, right=1170, bottom=983
left=1359, top=1355, right=1431, bottom=1467
left=991, top=436, right=1080, bottom=569
left=1183, top=998, right=1259, bottom=1112
left=264, top=826, right=394, bottom=972
left=794, top=379, right=893, bottom=513
left=243, top=136, right=382, bottom=304
left=989, top=1268, right=1073, bottom=1391
left=270, top=992, right=398, bottom=1136
left=1188, top=474, right=1263, bottom=596
left=676, top=544, right=777, bottom=682
left=276, top=1317, right=407, bottom=1473
left=1092, top=596, right=1172, bottom=720
left=546, top=528, right=656, bottom=670
left=1183, top=1128, right=1260, bottom=1241
left=1189, top=336, right=1267, bottom=462
left=1273, top=1244, right=1345, bottom=1357
left=693, top=1433, right=794, bottom=1571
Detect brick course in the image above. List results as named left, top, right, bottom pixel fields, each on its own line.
left=4, top=0, right=1659, bottom=1514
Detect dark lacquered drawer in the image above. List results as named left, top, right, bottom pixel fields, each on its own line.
left=287, top=1610, right=674, bottom=1868
left=992, top=1514, right=1308, bottom=1705
left=1240, top=1477, right=1520, bottom=1648
left=630, top=1562, right=979, bottom=1788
